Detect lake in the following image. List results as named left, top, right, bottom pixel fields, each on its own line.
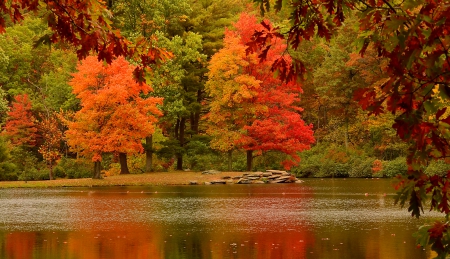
left=0, top=178, right=439, bottom=259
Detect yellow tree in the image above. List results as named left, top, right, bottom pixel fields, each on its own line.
left=205, top=33, right=262, bottom=170
left=38, top=114, right=63, bottom=180
left=66, top=56, right=162, bottom=178
left=206, top=13, right=314, bottom=171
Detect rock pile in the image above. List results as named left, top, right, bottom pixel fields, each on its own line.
left=235, top=170, right=303, bottom=184
left=200, top=170, right=303, bottom=185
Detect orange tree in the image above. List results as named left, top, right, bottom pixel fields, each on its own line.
left=206, top=13, right=315, bottom=171
left=251, top=0, right=450, bottom=256
left=66, top=56, right=162, bottom=178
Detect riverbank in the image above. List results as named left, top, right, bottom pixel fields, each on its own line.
left=0, top=171, right=247, bottom=188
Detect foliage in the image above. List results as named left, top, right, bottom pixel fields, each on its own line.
left=38, top=113, right=63, bottom=180
left=379, top=157, right=408, bottom=178
left=293, top=144, right=376, bottom=178
left=0, top=136, right=17, bottom=181
left=184, top=0, right=247, bottom=57
left=149, top=30, right=206, bottom=170
left=424, top=160, right=450, bottom=177
left=65, top=56, right=162, bottom=164
left=206, top=13, right=315, bottom=170
left=3, top=94, right=39, bottom=148
left=0, top=0, right=171, bottom=82
left=251, top=0, right=450, bottom=255
left=111, top=0, right=191, bottom=38
left=53, top=157, right=93, bottom=179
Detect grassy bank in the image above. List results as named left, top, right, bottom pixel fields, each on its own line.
left=0, top=171, right=245, bottom=188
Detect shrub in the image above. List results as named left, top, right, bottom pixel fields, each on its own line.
left=348, top=157, right=375, bottom=178
left=55, top=157, right=92, bottom=179
left=380, top=157, right=407, bottom=178
left=0, top=162, right=18, bottom=181
left=424, top=160, right=450, bottom=177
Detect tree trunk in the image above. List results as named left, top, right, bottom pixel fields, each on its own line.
left=176, top=118, right=186, bottom=170
left=93, top=161, right=102, bottom=179
left=228, top=150, right=233, bottom=172
left=246, top=150, right=253, bottom=172
left=176, top=154, right=183, bottom=171
left=344, top=116, right=349, bottom=152
left=49, top=163, right=54, bottom=180
left=144, top=135, right=153, bottom=172
left=119, top=152, right=130, bottom=174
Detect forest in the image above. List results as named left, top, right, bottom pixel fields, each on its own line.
left=0, top=0, right=435, bottom=181
left=1, top=0, right=450, bottom=256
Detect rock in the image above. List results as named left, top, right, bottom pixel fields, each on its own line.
left=269, top=180, right=284, bottom=184
left=222, top=176, right=231, bottom=179
left=278, top=176, right=291, bottom=180
left=237, top=178, right=252, bottom=184
left=189, top=181, right=198, bottom=185
left=211, top=180, right=227, bottom=184
left=226, top=180, right=234, bottom=184
left=266, top=170, right=286, bottom=174
left=295, top=180, right=304, bottom=183
left=247, top=176, right=260, bottom=180
left=202, top=170, right=221, bottom=175
left=268, top=175, right=280, bottom=179
left=232, top=176, right=241, bottom=180
left=281, top=172, right=291, bottom=176
left=204, top=182, right=212, bottom=185
left=262, top=172, right=272, bottom=177
left=254, top=180, right=265, bottom=184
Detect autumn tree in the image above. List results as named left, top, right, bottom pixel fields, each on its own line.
left=66, top=56, right=162, bottom=178
left=3, top=94, right=39, bottom=148
left=251, top=0, right=450, bottom=255
left=38, top=113, right=63, bottom=180
left=206, top=13, right=315, bottom=171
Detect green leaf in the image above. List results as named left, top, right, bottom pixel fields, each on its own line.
left=413, top=224, right=431, bottom=247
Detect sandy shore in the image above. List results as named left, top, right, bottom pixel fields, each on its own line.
left=0, top=171, right=246, bottom=188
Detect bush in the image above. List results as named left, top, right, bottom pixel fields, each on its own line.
left=424, top=160, right=450, bottom=177
left=380, top=157, right=407, bottom=178
left=18, top=167, right=50, bottom=181
left=55, top=157, right=92, bottom=179
left=348, top=157, right=375, bottom=178
left=0, top=162, right=18, bottom=181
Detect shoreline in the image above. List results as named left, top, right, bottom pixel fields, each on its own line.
left=0, top=171, right=246, bottom=188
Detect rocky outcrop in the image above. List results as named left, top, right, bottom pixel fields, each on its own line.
left=235, top=170, right=303, bottom=184
left=204, top=170, right=303, bottom=185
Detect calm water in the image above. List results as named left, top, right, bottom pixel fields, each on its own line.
left=0, top=178, right=440, bottom=259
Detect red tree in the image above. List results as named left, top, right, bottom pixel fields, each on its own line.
left=3, top=94, right=39, bottom=148
left=250, top=0, right=450, bottom=255
left=206, top=13, right=315, bottom=171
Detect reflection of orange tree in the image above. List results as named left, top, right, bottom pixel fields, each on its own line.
left=5, top=232, right=36, bottom=259
left=62, top=192, right=164, bottom=258
left=65, top=230, right=165, bottom=259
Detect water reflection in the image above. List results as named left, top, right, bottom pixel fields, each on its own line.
left=0, top=179, right=438, bottom=258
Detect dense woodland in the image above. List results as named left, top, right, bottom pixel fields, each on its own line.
left=2, top=0, right=450, bottom=255
left=0, top=0, right=431, bottom=182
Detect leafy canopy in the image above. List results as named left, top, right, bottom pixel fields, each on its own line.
left=66, top=56, right=162, bottom=162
